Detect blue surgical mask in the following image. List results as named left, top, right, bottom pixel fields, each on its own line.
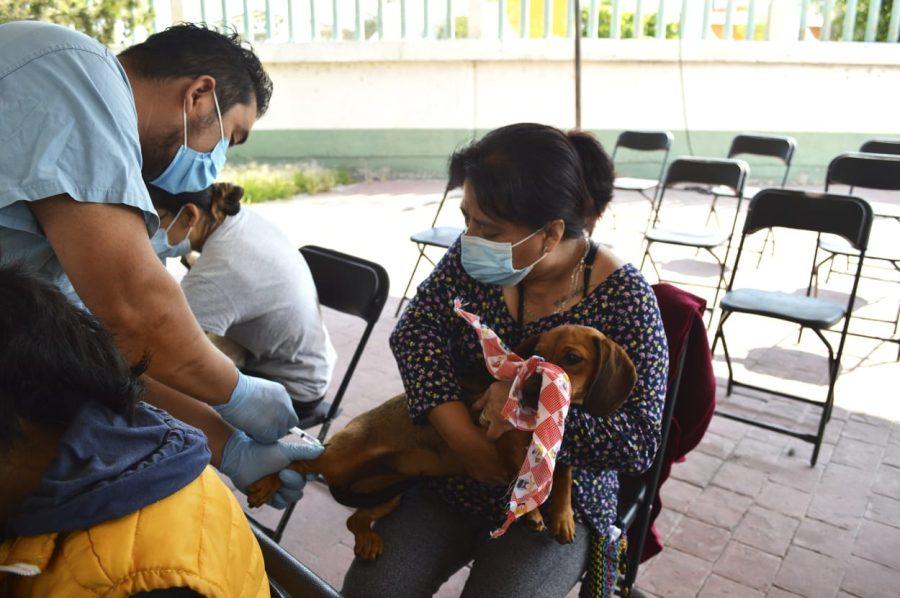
left=461, top=228, right=547, bottom=287
left=150, top=91, right=228, bottom=194
left=150, top=207, right=193, bottom=263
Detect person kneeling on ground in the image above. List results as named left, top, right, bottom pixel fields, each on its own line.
left=149, top=182, right=336, bottom=417
left=0, top=265, right=288, bottom=597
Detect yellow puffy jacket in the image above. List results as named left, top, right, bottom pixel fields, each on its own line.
left=0, top=467, right=268, bottom=597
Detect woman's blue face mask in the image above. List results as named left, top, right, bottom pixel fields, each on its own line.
left=460, top=228, right=546, bottom=287
left=150, top=91, right=228, bottom=194
left=150, top=206, right=193, bottom=263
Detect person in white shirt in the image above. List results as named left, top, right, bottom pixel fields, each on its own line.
left=149, top=182, right=337, bottom=417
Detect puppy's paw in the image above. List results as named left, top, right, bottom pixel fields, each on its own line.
left=523, top=509, right=546, bottom=533
left=550, top=510, right=576, bottom=544
left=353, top=530, right=385, bottom=561
left=246, top=473, right=282, bottom=508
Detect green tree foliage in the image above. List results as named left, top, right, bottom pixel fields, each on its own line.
left=582, top=3, right=680, bottom=39
left=830, top=0, right=895, bottom=41
left=0, top=0, right=154, bottom=46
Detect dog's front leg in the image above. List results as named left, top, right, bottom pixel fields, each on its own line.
left=346, top=496, right=402, bottom=560
left=547, top=465, right=576, bottom=544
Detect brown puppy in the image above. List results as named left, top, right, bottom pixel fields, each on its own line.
left=247, top=325, right=636, bottom=559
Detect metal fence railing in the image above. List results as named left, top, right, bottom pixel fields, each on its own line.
left=147, top=1, right=900, bottom=45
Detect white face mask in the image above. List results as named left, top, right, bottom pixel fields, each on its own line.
left=460, top=228, right=547, bottom=287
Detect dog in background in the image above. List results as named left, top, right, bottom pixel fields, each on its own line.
left=247, top=324, right=637, bottom=559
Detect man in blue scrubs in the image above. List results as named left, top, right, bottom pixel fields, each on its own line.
left=0, top=21, right=318, bottom=508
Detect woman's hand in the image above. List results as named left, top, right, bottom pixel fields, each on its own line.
left=456, top=430, right=512, bottom=484
left=427, top=401, right=511, bottom=485
left=471, top=380, right=515, bottom=441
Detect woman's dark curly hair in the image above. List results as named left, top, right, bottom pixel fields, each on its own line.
left=0, top=266, right=146, bottom=448
left=448, top=123, right=615, bottom=237
left=148, top=181, right=244, bottom=224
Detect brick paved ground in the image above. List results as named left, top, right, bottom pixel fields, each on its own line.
left=209, top=179, right=900, bottom=597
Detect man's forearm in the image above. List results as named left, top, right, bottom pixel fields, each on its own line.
left=31, top=196, right=237, bottom=404
left=142, top=375, right=233, bottom=465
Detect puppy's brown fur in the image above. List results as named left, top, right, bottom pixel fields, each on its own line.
left=247, top=325, right=636, bottom=559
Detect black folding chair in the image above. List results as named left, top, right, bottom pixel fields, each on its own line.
left=640, top=158, right=749, bottom=318
left=395, top=187, right=464, bottom=316
left=252, top=245, right=390, bottom=542
left=612, top=130, right=674, bottom=209
left=250, top=521, right=341, bottom=598
left=705, top=134, right=795, bottom=227
left=809, top=153, right=900, bottom=358
left=612, top=332, right=688, bottom=596
left=713, top=189, right=873, bottom=466
left=860, top=138, right=900, bottom=156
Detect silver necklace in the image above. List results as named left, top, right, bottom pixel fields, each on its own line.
left=522, top=234, right=590, bottom=322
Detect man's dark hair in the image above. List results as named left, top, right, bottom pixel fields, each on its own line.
left=448, top=123, right=615, bottom=238
left=0, top=266, right=146, bottom=448
left=119, top=23, right=273, bottom=117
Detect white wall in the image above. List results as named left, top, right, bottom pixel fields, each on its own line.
left=254, top=39, right=900, bottom=135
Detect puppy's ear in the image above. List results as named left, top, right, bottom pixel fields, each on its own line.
left=582, top=336, right=637, bottom=417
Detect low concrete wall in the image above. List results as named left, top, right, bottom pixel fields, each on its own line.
left=230, top=39, right=900, bottom=183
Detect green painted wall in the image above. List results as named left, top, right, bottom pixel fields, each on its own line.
left=229, top=129, right=894, bottom=185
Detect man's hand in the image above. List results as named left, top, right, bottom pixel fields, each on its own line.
left=213, top=371, right=299, bottom=444
left=471, top=380, right=515, bottom=441
left=219, top=430, right=324, bottom=509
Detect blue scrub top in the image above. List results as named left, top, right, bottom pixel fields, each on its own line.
left=0, top=21, right=158, bottom=304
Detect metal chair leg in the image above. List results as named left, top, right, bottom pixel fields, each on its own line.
left=639, top=243, right=651, bottom=272
left=705, top=196, right=720, bottom=227
left=394, top=247, right=426, bottom=317
left=811, top=361, right=838, bottom=467
left=715, top=312, right=734, bottom=395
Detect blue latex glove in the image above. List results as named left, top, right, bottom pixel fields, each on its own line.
left=219, top=430, right=325, bottom=509
left=214, top=371, right=299, bottom=443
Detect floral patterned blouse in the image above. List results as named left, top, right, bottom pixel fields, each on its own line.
left=389, top=239, right=668, bottom=534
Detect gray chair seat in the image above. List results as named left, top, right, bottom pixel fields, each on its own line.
left=410, top=226, right=464, bottom=248
left=721, top=289, right=846, bottom=329
left=646, top=227, right=730, bottom=248
left=708, top=183, right=760, bottom=198
left=615, top=176, right=659, bottom=191
left=819, top=235, right=897, bottom=262
left=872, top=201, right=900, bottom=219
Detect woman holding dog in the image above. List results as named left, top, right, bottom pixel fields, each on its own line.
left=342, top=123, right=669, bottom=597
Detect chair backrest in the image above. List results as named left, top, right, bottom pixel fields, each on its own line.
left=300, top=245, right=390, bottom=325
left=250, top=522, right=342, bottom=598
left=662, top=157, right=748, bottom=196
left=742, top=189, right=873, bottom=251
left=614, top=130, right=674, bottom=154
left=727, top=134, right=796, bottom=164
left=617, top=285, right=693, bottom=592
left=826, top=152, right=900, bottom=192
left=431, top=186, right=464, bottom=228
left=300, top=245, right=390, bottom=419
left=859, top=138, right=900, bottom=156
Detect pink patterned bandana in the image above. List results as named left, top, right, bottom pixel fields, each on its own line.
left=453, top=299, right=572, bottom=538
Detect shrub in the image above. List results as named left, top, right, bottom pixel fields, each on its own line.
left=220, top=162, right=353, bottom=204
